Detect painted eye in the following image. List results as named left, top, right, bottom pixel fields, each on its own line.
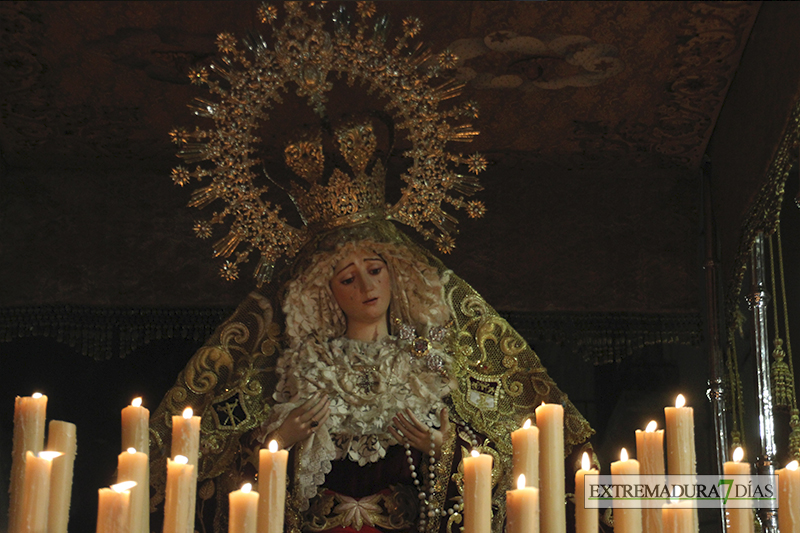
left=340, top=277, right=354, bottom=285
left=369, top=267, right=383, bottom=275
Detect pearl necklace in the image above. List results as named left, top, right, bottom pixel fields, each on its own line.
left=405, top=422, right=481, bottom=532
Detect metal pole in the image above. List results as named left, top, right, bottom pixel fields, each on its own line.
left=702, top=165, right=728, bottom=533
left=745, top=232, right=778, bottom=533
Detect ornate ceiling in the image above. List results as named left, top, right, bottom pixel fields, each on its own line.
left=0, top=1, right=780, bottom=316
left=1, top=1, right=758, bottom=171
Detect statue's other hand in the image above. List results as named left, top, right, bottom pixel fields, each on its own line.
left=268, top=391, right=331, bottom=449
left=389, top=407, right=449, bottom=460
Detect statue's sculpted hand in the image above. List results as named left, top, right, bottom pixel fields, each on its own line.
left=390, top=407, right=450, bottom=460
left=267, top=391, right=331, bottom=449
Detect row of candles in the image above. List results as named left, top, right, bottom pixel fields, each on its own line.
left=7, top=392, right=800, bottom=533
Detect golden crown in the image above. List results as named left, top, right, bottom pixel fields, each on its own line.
left=170, top=1, right=487, bottom=285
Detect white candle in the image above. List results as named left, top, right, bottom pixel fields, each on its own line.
left=96, top=481, right=135, bottom=533
left=20, top=451, right=61, bottom=533
left=661, top=500, right=692, bottom=533
left=163, top=455, right=196, bottom=533
left=46, top=420, right=77, bottom=533
left=664, top=395, right=697, bottom=533
left=121, top=397, right=149, bottom=454
left=575, top=452, right=598, bottom=533
left=635, top=421, right=664, bottom=533
left=536, top=402, right=566, bottom=533
left=511, top=419, right=539, bottom=488
left=257, top=440, right=288, bottom=533
left=463, top=450, right=493, bottom=533
left=117, top=448, right=149, bottom=533
left=777, top=460, right=800, bottom=533
left=610, top=448, right=642, bottom=533
left=171, top=407, right=200, bottom=467
left=10, top=392, right=48, bottom=533
left=230, top=483, right=258, bottom=533
left=723, top=448, right=754, bottom=533
left=506, top=474, right=538, bottom=533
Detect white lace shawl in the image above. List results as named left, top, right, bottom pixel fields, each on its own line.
left=262, top=335, right=454, bottom=511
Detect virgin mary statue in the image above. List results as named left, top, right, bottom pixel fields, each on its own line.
left=148, top=4, right=594, bottom=533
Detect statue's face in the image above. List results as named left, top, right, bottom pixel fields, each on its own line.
left=330, top=248, right=391, bottom=329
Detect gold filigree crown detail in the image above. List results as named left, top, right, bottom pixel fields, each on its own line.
left=170, top=1, right=487, bottom=285
left=287, top=121, right=386, bottom=230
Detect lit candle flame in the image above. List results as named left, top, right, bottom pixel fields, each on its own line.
left=471, top=450, right=480, bottom=458
left=517, top=474, right=526, bottom=490
left=788, top=461, right=799, bottom=471
left=733, top=447, right=744, bottom=463
left=523, top=418, right=532, bottom=429
left=112, top=481, right=137, bottom=493
left=131, top=397, right=142, bottom=408
left=241, top=483, right=252, bottom=493
left=174, top=455, right=189, bottom=465
left=620, top=448, right=628, bottom=462
left=268, top=440, right=279, bottom=453
left=582, top=452, right=590, bottom=471
left=675, top=394, right=686, bottom=408
left=38, top=451, right=62, bottom=461
left=182, top=407, right=193, bottom=419
left=645, top=420, right=658, bottom=432
left=32, top=392, right=43, bottom=399
left=127, top=447, right=137, bottom=454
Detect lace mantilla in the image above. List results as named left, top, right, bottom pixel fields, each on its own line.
left=264, top=334, right=454, bottom=510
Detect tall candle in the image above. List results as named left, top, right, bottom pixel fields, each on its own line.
left=575, top=452, right=598, bottom=533
left=10, top=392, right=48, bottom=533
left=230, top=483, right=258, bottom=533
left=610, top=448, right=642, bottom=533
left=20, top=451, right=61, bottom=533
left=511, top=419, right=539, bottom=488
left=117, top=448, right=149, bottom=533
left=664, top=395, right=697, bottom=533
left=463, top=450, right=493, bottom=533
left=635, top=421, right=664, bottom=533
left=46, top=420, right=77, bottom=533
left=506, top=474, right=538, bottom=533
left=777, top=460, right=800, bottom=533
left=163, top=455, right=196, bottom=533
left=96, top=481, right=135, bottom=533
left=257, top=440, right=289, bottom=533
left=723, top=448, right=754, bottom=533
left=121, top=397, right=149, bottom=454
left=171, top=407, right=200, bottom=467
left=661, top=500, right=692, bottom=533
left=664, top=395, right=695, bottom=477
left=536, top=402, right=566, bottom=533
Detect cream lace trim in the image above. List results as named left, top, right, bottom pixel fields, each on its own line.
left=264, top=336, right=454, bottom=510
